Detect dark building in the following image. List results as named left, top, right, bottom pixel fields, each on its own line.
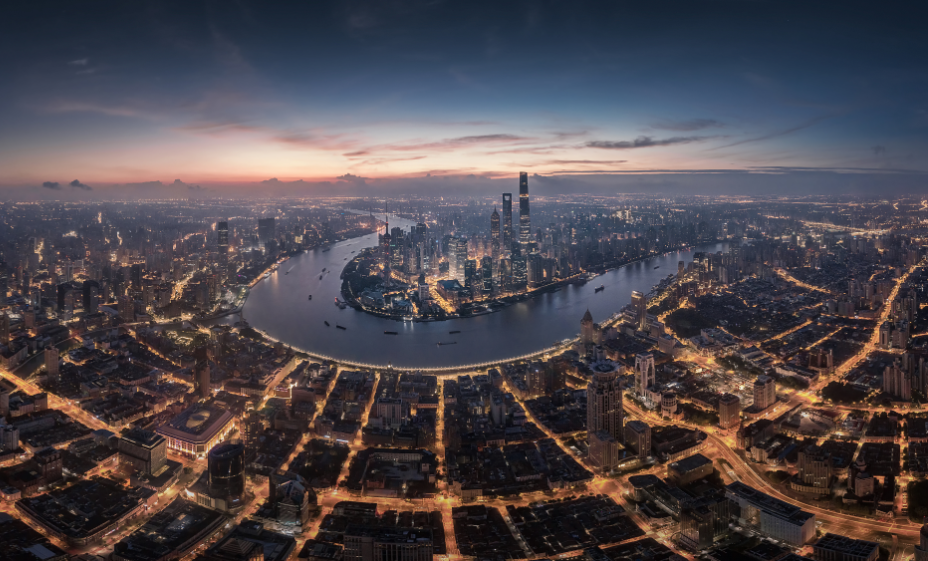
left=208, top=443, right=246, bottom=506
left=217, top=220, right=229, bottom=252
left=258, top=217, right=276, bottom=246
left=194, top=346, right=210, bottom=399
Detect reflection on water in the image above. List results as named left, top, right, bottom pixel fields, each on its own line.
left=221, top=215, right=725, bottom=368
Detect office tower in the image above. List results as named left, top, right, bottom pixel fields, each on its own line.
left=499, top=258, right=512, bottom=292
left=118, top=295, right=134, bottom=322
left=0, top=265, right=7, bottom=307
left=258, top=217, right=276, bottom=246
left=454, top=238, right=467, bottom=282
left=481, top=256, right=493, bottom=292
left=624, top=419, right=651, bottom=456
left=588, top=431, right=620, bottom=473
left=678, top=261, right=685, bottom=279
left=635, top=353, right=655, bottom=395
left=631, top=290, right=648, bottom=331
left=464, top=259, right=478, bottom=290
left=753, top=375, right=776, bottom=411
left=208, top=442, right=246, bottom=504
left=511, top=241, right=526, bottom=288
left=195, top=346, right=211, bottom=399
left=587, top=364, right=623, bottom=441
left=44, top=346, right=59, bottom=383
left=217, top=220, right=229, bottom=252
left=130, top=263, right=143, bottom=291
left=118, top=427, right=167, bottom=476
left=502, top=193, right=513, bottom=252
left=490, top=208, right=500, bottom=260
left=0, top=313, right=9, bottom=345
left=797, top=445, right=833, bottom=493
left=519, top=171, right=531, bottom=245
left=718, top=393, right=742, bottom=429
left=581, top=309, right=594, bottom=348
left=82, top=280, right=100, bottom=312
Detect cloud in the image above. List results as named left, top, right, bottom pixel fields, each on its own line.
left=69, top=179, right=92, bottom=190
left=42, top=181, right=61, bottom=190
left=586, top=136, right=715, bottom=149
left=710, top=115, right=831, bottom=150
left=336, top=173, right=368, bottom=184
left=651, top=118, right=724, bottom=131
left=68, top=58, right=88, bottom=66
left=375, top=134, right=531, bottom=153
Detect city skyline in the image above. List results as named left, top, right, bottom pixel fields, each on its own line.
left=2, top=1, right=928, bottom=198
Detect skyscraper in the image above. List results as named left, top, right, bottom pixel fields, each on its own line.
left=258, top=217, right=276, bottom=246
left=217, top=220, right=229, bottom=252
left=194, top=346, right=211, bottom=399
left=208, top=442, right=246, bottom=505
left=753, top=375, right=776, bottom=411
left=631, top=290, right=648, bottom=331
left=45, top=346, right=59, bottom=383
left=519, top=172, right=531, bottom=245
left=587, top=366, right=623, bottom=441
left=490, top=207, right=500, bottom=260
left=502, top=193, right=513, bottom=252
left=635, top=353, right=655, bottom=395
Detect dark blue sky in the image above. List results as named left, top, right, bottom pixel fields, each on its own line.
left=1, top=1, right=926, bottom=195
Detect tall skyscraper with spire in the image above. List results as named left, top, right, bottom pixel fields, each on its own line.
left=502, top=193, right=513, bottom=253
left=490, top=207, right=500, bottom=260
left=519, top=172, right=531, bottom=245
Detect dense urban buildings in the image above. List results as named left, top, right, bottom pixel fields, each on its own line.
left=0, top=174, right=926, bottom=561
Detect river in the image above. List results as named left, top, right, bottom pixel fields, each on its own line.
left=218, top=215, right=726, bottom=369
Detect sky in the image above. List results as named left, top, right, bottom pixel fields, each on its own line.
left=1, top=0, right=927, bottom=198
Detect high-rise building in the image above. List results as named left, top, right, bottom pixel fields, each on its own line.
left=588, top=430, right=620, bottom=473
left=635, top=353, right=655, bottom=395
left=118, top=427, right=167, bottom=476
left=0, top=313, right=9, bottom=345
left=587, top=366, right=623, bottom=441
left=208, top=442, right=246, bottom=506
left=511, top=241, right=526, bottom=288
left=480, top=256, right=493, bottom=291
left=82, top=280, right=100, bottom=312
left=631, top=290, right=648, bottom=331
left=217, top=220, right=229, bottom=252
left=118, top=295, right=134, bottom=322
left=44, top=346, right=59, bottom=383
left=580, top=309, right=594, bottom=348
left=883, top=359, right=912, bottom=400
left=624, top=419, right=651, bottom=456
left=490, top=208, right=500, bottom=260
left=258, top=217, right=276, bottom=246
left=797, top=445, right=833, bottom=493
left=753, top=375, right=776, bottom=411
left=195, top=346, right=211, bottom=399
left=718, top=393, right=742, bottom=430
left=454, top=238, right=467, bottom=282
left=502, top=193, right=513, bottom=252
left=726, top=481, right=816, bottom=546
left=519, top=171, right=531, bottom=245
left=464, top=259, right=478, bottom=291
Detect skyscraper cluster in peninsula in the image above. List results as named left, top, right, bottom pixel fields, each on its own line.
left=378, top=172, right=542, bottom=298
